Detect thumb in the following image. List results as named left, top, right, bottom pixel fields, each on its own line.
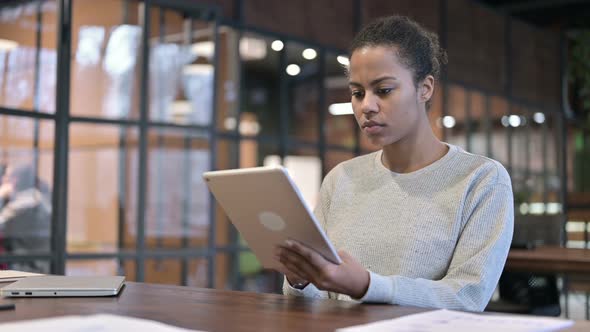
left=337, top=250, right=352, bottom=260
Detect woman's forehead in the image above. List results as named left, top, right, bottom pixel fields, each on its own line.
left=349, top=46, right=411, bottom=80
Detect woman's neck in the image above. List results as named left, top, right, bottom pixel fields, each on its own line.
left=381, top=119, right=448, bottom=174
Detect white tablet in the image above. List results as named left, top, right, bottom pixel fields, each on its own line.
left=202, top=166, right=341, bottom=270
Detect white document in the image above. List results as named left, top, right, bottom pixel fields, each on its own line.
left=0, top=270, right=44, bottom=283
left=337, top=309, right=574, bottom=332
left=0, top=314, right=206, bottom=332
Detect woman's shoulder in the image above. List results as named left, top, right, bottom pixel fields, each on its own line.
left=449, top=145, right=511, bottom=189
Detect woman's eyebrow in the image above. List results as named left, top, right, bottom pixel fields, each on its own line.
left=348, top=76, right=398, bottom=87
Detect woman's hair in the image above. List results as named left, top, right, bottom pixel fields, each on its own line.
left=349, top=15, right=448, bottom=103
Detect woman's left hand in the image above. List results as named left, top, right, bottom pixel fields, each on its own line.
left=275, top=240, right=370, bottom=299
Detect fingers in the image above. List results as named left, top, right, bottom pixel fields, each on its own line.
left=286, top=240, right=330, bottom=268
left=276, top=245, right=318, bottom=282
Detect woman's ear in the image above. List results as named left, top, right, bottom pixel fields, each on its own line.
left=419, top=75, right=435, bottom=104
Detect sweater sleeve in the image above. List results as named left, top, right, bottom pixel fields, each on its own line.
left=359, top=182, right=514, bottom=312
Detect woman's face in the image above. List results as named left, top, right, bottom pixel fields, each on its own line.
left=348, top=46, right=427, bottom=147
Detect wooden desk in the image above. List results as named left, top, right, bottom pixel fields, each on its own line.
left=506, top=246, right=590, bottom=275
left=1, top=282, right=589, bottom=331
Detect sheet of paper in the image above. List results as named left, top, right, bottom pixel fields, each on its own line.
left=337, top=309, right=574, bottom=332
left=0, top=270, right=44, bottom=283
left=0, top=314, right=205, bottom=332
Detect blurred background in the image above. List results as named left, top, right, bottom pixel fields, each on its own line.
left=0, top=0, right=589, bottom=319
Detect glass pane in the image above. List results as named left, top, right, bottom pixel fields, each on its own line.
left=240, top=32, right=280, bottom=138
left=66, top=258, right=121, bottom=276
left=145, top=128, right=211, bottom=250
left=68, top=124, right=138, bottom=254
left=121, top=259, right=137, bottom=281
left=149, top=7, right=215, bottom=126
left=236, top=249, right=281, bottom=293
left=286, top=41, right=320, bottom=144
left=469, top=91, right=487, bottom=157
left=510, top=105, right=529, bottom=213
left=216, top=26, right=239, bottom=133
left=546, top=111, right=561, bottom=210
left=0, top=115, right=54, bottom=273
left=214, top=253, right=230, bottom=289
left=0, top=1, right=57, bottom=113
left=185, top=257, right=209, bottom=288
left=445, top=84, right=467, bottom=150
left=144, top=258, right=186, bottom=285
left=428, top=83, right=444, bottom=141
left=285, top=147, right=321, bottom=209
left=490, top=95, right=509, bottom=166
left=70, top=0, right=141, bottom=118
left=325, top=52, right=356, bottom=148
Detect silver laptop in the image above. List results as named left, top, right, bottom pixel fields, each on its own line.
left=1, top=276, right=125, bottom=297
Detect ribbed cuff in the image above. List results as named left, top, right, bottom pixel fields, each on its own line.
left=358, top=271, right=394, bottom=303
left=283, top=278, right=325, bottom=299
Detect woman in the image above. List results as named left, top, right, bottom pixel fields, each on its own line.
left=0, top=164, right=52, bottom=273
left=275, top=16, right=513, bottom=312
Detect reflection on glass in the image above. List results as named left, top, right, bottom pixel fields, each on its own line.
left=66, top=259, right=119, bottom=276
left=240, top=32, right=280, bottom=138
left=325, top=52, right=356, bottom=148
left=469, top=91, right=487, bottom=157
left=445, top=84, right=467, bottom=150
left=490, top=95, right=509, bottom=165
left=71, top=0, right=141, bottom=118
left=0, top=1, right=57, bottom=112
left=143, top=129, right=210, bottom=249
left=149, top=8, right=216, bottom=126
left=68, top=124, right=138, bottom=254
left=287, top=41, right=320, bottom=143
left=0, top=116, right=54, bottom=273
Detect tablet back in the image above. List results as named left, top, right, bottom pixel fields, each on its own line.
left=203, top=166, right=341, bottom=269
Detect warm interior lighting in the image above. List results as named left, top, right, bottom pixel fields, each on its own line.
left=239, top=37, right=267, bottom=61
left=328, top=102, right=353, bottom=116
left=190, top=41, right=215, bottom=60
left=0, top=38, right=18, bottom=51
left=183, top=64, right=214, bottom=76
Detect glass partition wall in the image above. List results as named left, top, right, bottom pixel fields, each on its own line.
left=0, top=0, right=566, bottom=293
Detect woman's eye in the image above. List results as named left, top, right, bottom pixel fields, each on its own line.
left=377, top=88, right=393, bottom=95
left=351, top=91, right=364, bottom=98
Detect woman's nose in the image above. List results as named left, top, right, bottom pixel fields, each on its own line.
left=361, top=93, right=379, bottom=114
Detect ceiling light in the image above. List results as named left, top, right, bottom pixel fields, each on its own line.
left=328, top=102, right=353, bottom=116
left=508, top=114, right=521, bottom=127
left=271, top=40, right=284, bottom=51
left=336, top=55, right=349, bottom=67
left=302, top=48, right=317, bottom=60
left=533, top=112, right=545, bottom=124
left=442, top=115, right=456, bottom=128
left=286, top=64, right=301, bottom=76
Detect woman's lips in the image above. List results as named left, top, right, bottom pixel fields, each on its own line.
left=362, top=120, right=384, bottom=134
